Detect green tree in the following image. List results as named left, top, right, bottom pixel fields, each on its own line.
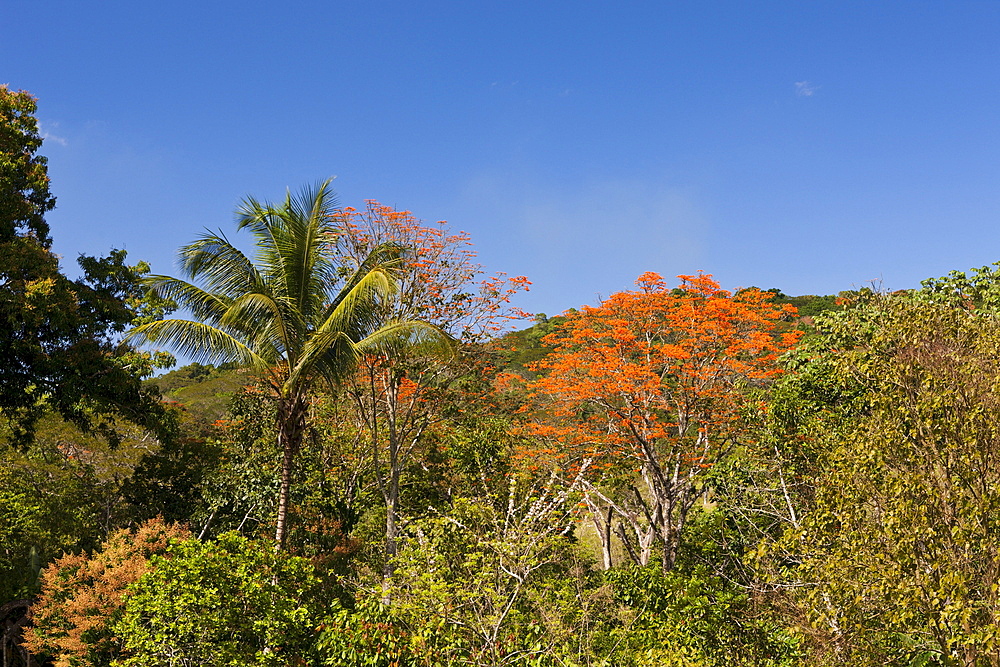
left=0, top=85, right=54, bottom=244
left=772, top=291, right=1000, bottom=664
left=920, top=261, right=1000, bottom=312
left=128, top=181, right=445, bottom=547
left=320, top=477, right=608, bottom=667
left=605, top=564, right=802, bottom=667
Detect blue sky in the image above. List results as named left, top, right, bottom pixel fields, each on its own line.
left=5, top=1, right=1000, bottom=319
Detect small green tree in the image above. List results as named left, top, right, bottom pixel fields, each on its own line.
left=113, top=532, right=325, bottom=666
left=319, top=473, right=611, bottom=667
left=605, top=563, right=802, bottom=667
left=0, top=85, right=54, bottom=244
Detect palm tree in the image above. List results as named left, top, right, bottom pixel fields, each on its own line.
left=129, top=180, right=447, bottom=548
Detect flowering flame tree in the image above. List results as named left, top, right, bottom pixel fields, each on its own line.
left=521, top=272, right=800, bottom=572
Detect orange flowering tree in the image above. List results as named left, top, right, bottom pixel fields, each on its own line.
left=330, top=202, right=530, bottom=566
left=522, top=272, right=800, bottom=572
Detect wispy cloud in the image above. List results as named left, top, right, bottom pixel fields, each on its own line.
left=795, top=81, right=819, bottom=97
left=490, top=80, right=519, bottom=90
left=457, top=173, right=708, bottom=311
left=38, top=121, right=68, bottom=146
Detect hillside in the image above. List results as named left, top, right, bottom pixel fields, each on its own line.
left=146, top=363, right=249, bottom=424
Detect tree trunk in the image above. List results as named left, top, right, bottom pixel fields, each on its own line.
left=600, top=506, right=614, bottom=570
left=586, top=499, right=614, bottom=570
left=385, top=492, right=399, bottom=561
left=1, top=600, right=31, bottom=667
left=274, top=396, right=308, bottom=549
left=383, top=424, right=401, bottom=576
left=638, top=527, right=656, bottom=566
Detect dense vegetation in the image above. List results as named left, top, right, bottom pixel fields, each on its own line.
left=4, top=85, right=1000, bottom=666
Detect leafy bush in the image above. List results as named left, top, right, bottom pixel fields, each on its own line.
left=325, top=495, right=611, bottom=667
left=606, top=564, right=802, bottom=666
left=112, top=532, right=325, bottom=666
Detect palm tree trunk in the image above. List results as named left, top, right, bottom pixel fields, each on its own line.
left=274, top=396, right=308, bottom=549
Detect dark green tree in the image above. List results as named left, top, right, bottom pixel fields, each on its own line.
left=0, top=86, right=172, bottom=447
left=0, top=85, right=54, bottom=244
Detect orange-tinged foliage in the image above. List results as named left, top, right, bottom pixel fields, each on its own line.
left=328, top=202, right=531, bottom=560
left=24, top=518, right=190, bottom=667
left=516, top=272, right=799, bottom=569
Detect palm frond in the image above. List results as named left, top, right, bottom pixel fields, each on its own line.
left=126, top=319, right=269, bottom=368
left=317, top=266, right=398, bottom=341
left=143, top=275, right=231, bottom=325
left=219, top=292, right=289, bottom=361
left=322, top=241, right=406, bottom=315
left=285, top=330, right=359, bottom=392
left=177, top=233, right=265, bottom=299
left=234, top=195, right=276, bottom=238
left=354, top=319, right=456, bottom=359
